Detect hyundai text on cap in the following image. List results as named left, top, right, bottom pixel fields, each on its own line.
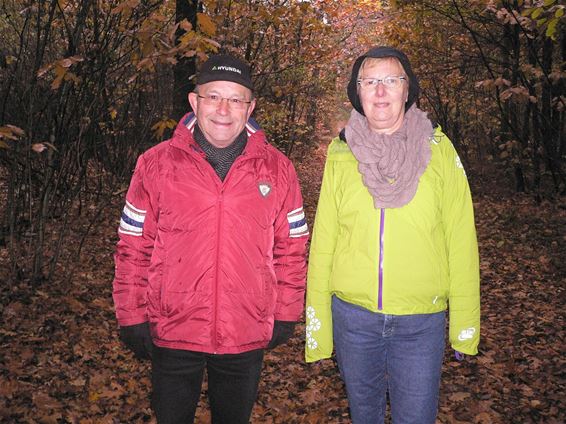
left=197, top=54, right=254, bottom=91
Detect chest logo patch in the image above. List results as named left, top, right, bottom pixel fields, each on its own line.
left=258, top=182, right=272, bottom=198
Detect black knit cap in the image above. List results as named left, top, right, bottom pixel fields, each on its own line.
left=197, top=54, right=253, bottom=91
left=347, top=46, right=420, bottom=116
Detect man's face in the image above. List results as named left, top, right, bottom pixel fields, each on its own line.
left=188, top=80, right=256, bottom=148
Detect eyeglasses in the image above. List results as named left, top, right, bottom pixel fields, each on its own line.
left=197, top=94, right=253, bottom=109
left=357, top=76, right=407, bottom=89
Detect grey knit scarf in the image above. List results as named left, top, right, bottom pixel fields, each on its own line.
left=344, top=105, right=433, bottom=209
left=194, top=124, right=247, bottom=181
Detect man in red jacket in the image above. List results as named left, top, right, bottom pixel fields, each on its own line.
left=112, top=54, right=308, bottom=423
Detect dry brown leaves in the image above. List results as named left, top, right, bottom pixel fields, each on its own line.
left=0, top=140, right=564, bottom=423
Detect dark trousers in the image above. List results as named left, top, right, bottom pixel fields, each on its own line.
left=151, top=346, right=264, bottom=424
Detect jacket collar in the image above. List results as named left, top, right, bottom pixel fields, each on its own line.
left=170, top=112, right=268, bottom=159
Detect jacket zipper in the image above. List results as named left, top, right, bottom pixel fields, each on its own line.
left=210, top=152, right=242, bottom=353
left=378, top=208, right=385, bottom=310
left=210, top=152, right=256, bottom=353
left=213, top=187, right=224, bottom=354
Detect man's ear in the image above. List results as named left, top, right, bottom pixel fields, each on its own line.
left=247, top=98, right=257, bottom=119
left=188, top=92, right=198, bottom=113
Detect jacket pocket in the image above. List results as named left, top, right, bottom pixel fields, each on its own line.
left=159, top=250, right=171, bottom=316
left=259, top=266, right=276, bottom=318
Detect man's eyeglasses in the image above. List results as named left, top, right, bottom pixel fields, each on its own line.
left=357, top=76, right=407, bottom=89
left=197, top=94, right=253, bottom=109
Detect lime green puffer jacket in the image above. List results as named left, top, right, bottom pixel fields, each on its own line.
left=305, top=127, right=480, bottom=362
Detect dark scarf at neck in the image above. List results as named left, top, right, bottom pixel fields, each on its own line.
left=194, top=124, right=248, bottom=181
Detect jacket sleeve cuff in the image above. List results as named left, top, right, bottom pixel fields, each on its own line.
left=304, top=303, right=333, bottom=362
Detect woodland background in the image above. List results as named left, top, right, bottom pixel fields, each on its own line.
left=0, top=0, right=564, bottom=422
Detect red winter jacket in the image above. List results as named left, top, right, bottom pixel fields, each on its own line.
left=113, top=113, right=308, bottom=354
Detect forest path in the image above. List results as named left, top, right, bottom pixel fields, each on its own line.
left=0, top=130, right=564, bottom=423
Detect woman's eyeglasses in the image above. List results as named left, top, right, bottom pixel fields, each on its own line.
left=357, top=76, right=407, bottom=89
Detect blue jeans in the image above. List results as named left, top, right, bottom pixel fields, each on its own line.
left=332, top=296, right=445, bottom=424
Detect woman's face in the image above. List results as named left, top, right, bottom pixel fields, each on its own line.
left=358, top=58, right=409, bottom=134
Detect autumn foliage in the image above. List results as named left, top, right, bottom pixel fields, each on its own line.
left=0, top=0, right=565, bottom=422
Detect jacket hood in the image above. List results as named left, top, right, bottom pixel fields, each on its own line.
left=347, top=46, right=420, bottom=116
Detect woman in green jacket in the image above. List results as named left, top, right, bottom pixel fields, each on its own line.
left=305, top=46, right=480, bottom=423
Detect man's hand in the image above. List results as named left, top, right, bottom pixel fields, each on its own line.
left=267, top=321, right=296, bottom=349
left=119, top=322, right=153, bottom=360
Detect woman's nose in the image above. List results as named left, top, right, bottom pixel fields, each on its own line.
left=375, top=83, right=387, bottom=96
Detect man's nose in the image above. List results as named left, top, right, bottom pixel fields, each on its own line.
left=216, top=98, right=230, bottom=114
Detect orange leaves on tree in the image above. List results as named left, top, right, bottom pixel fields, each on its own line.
left=108, top=107, right=118, bottom=120
left=197, top=12, right=216, bottom=36
left=32, top=143, right=47, bottom=153
left=500, top=84, right=536, bottom=102
left=32, top=142, right=57, bottom=154
left=111, top=0, right=141, bottom=17
left=0, top=124, right=25, bottom=148
left=151, top=118, right=177, bottom=141
left=177, top=17, right=219, bottom=59
left=37, top=56, right=84, bottom=90
left=131, top=10, right=219, bottom=75
left=521, top=0, right=564, bottom=39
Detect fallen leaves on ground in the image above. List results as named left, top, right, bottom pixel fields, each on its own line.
left=0, top=138, right=564, bottom=423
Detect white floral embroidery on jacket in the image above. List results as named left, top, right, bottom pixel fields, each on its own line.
left=305, top=306, right=321, bottom=349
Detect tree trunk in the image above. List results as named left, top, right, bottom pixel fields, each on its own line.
left=173, top=0, right=200, bottom=121
left=539, top=38, right=563, bottom=193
